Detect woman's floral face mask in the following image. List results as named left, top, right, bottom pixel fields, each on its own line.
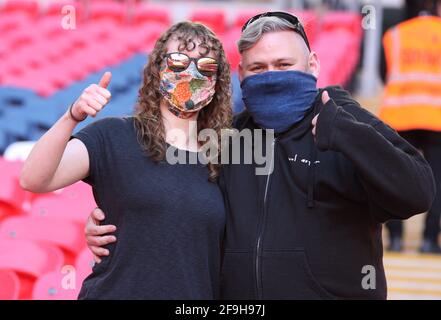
left=159, top=53, right=217, bottom=119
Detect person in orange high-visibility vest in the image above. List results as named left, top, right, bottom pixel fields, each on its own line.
left=379, top=0, right=441, bottom=254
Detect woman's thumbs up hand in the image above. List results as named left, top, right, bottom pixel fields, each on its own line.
left=70, top=72, right=112, bottom=121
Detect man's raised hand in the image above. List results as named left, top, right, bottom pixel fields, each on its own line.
left=311, top=90, right=330, bottom=137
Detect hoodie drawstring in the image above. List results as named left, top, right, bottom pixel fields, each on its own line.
left=307, top=142, right=317, bottom=208
left=307, top=99, right=320, bottom=209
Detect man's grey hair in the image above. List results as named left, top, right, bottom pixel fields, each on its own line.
left=237, top=16, right=306, bottom=54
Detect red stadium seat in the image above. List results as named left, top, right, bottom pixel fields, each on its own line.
left=233, top=9, right=264, bottom=30
left=5, top=29, right=95, bottom=90
left=2, top=0, right=40, bottom=19
left=132, top=4, right=170, bottom=27
left=50, top=59, right=90, bottom=82
left=221, top=28, right=242, bottom=72
left=19, top=42, right=59, bottom=66
left=0, top=239, right=64, bottom=278
left=92, top=40, right=132, bottom=66
left=128, top=21, right=169, bottom=53
left=9, top=49, right=45, bottom=71
left=75, top=248, right=94, bottom=280
left=0, top=13, right=29, bottom=35
left=313, top=28, right=361, bottom=86
left=32, top=270, right=81, bottom=300
left=0, top=270, right=20, bottom=300
left=190, top=9, right=227, bottom=35
left=38, top=63, right=80, bottom=90
left=83, top=19, right=117, bottom=41
left=45, top=1, right=83, bottom=21
left=0, top=158, right=25, bottom=214
left=30, top=182, right=96, bottom=225
left=0, top=204, right=17, bottom=222
left=89, top=1, right=127, bottom=24
left=0, top=216, right=86, bottom=254
left=321, top=11, right=362, bottom=37
left=3, top=71, right=56, bottom=96
left=37, top=33, right=86, bottom=61
left=33, top=16, right=69, bottom=39
left=3, top=29, right=34, bottom=50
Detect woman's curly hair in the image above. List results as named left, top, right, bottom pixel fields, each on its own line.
left=134, top=21, right=233, bottom=182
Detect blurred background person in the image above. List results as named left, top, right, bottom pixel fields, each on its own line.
left=379, top=0, right=441, bottom=254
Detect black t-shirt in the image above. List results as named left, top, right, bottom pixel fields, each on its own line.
left=72, top=117, right=226, bottom=299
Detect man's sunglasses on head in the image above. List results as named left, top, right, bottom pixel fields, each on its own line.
left=241, top=11, right=311, bottom=51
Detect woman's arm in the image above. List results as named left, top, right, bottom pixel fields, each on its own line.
left=20, top=72, right=112, bottom=193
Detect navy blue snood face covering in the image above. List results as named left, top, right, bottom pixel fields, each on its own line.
left=241, top=70, right=318, bottom=133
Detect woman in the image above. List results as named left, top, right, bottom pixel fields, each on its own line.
left=20, top=21, right=232, bottom=299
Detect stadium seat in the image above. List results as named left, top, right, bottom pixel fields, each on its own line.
left=75, top=248, right=94, bottom=280
left=0, top=86, right=40, bottom=110
left=0, top=63, right=26, bottom=81
left=51, top=82, right=89, bottom=108
left=0, top=239, right=64, bottom=299
left=0, top=216, right=86, bottom=254
left=313, top=29, right=360, bottom=86
left=233, top=9, right=264, bottom=30
left=48, top=56, right=91, bottom=82
left=108, top=53, right=145, bottom=84
left=45, top=1, right=83, bottom=22
left=29, top=182, right=96, bottom=225
left=0, top=13, right=29, bottom=35
left=190, top=9, right=227, bottom=35
left=32, top=270, right=81, bottom=300
left=12, top=49, right=45, bottom=71
left=0, top=42, right=7, bottom=62
left=132, top=4, right=170, bottom=27
left=130, top=22, right=167, bottom=53
left=321, top=11, right=362, bottom=37
left=2, top=0, right=40, bottom=19
left=0, top=110, right=31, bottom=138
left=0, top=157, right=25, bottom=212
left=3, top=72, right=56, bottom=97
left=11, top=99, right=62, bottom=132
left=2, top=29, right=34, bottom=51
left=221, top=28, right=242, bottom=72
left=0, top=239, right=64, bottom=278
left=89, top=1, right=127, bottom=24
left=32, top=17, right=71, bottom=41
left=0, top=203, right=17, bottom=221
left=0, top=270, right=20, bottom=300
left=92, top=41, right=132, bottom=67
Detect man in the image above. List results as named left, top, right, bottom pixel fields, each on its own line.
left=84, top=12, right=435, bottom=299
left=379, top=0, right=441, bottom=254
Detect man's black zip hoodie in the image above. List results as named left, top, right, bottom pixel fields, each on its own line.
left=219, top=86, right=436, bottom=300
